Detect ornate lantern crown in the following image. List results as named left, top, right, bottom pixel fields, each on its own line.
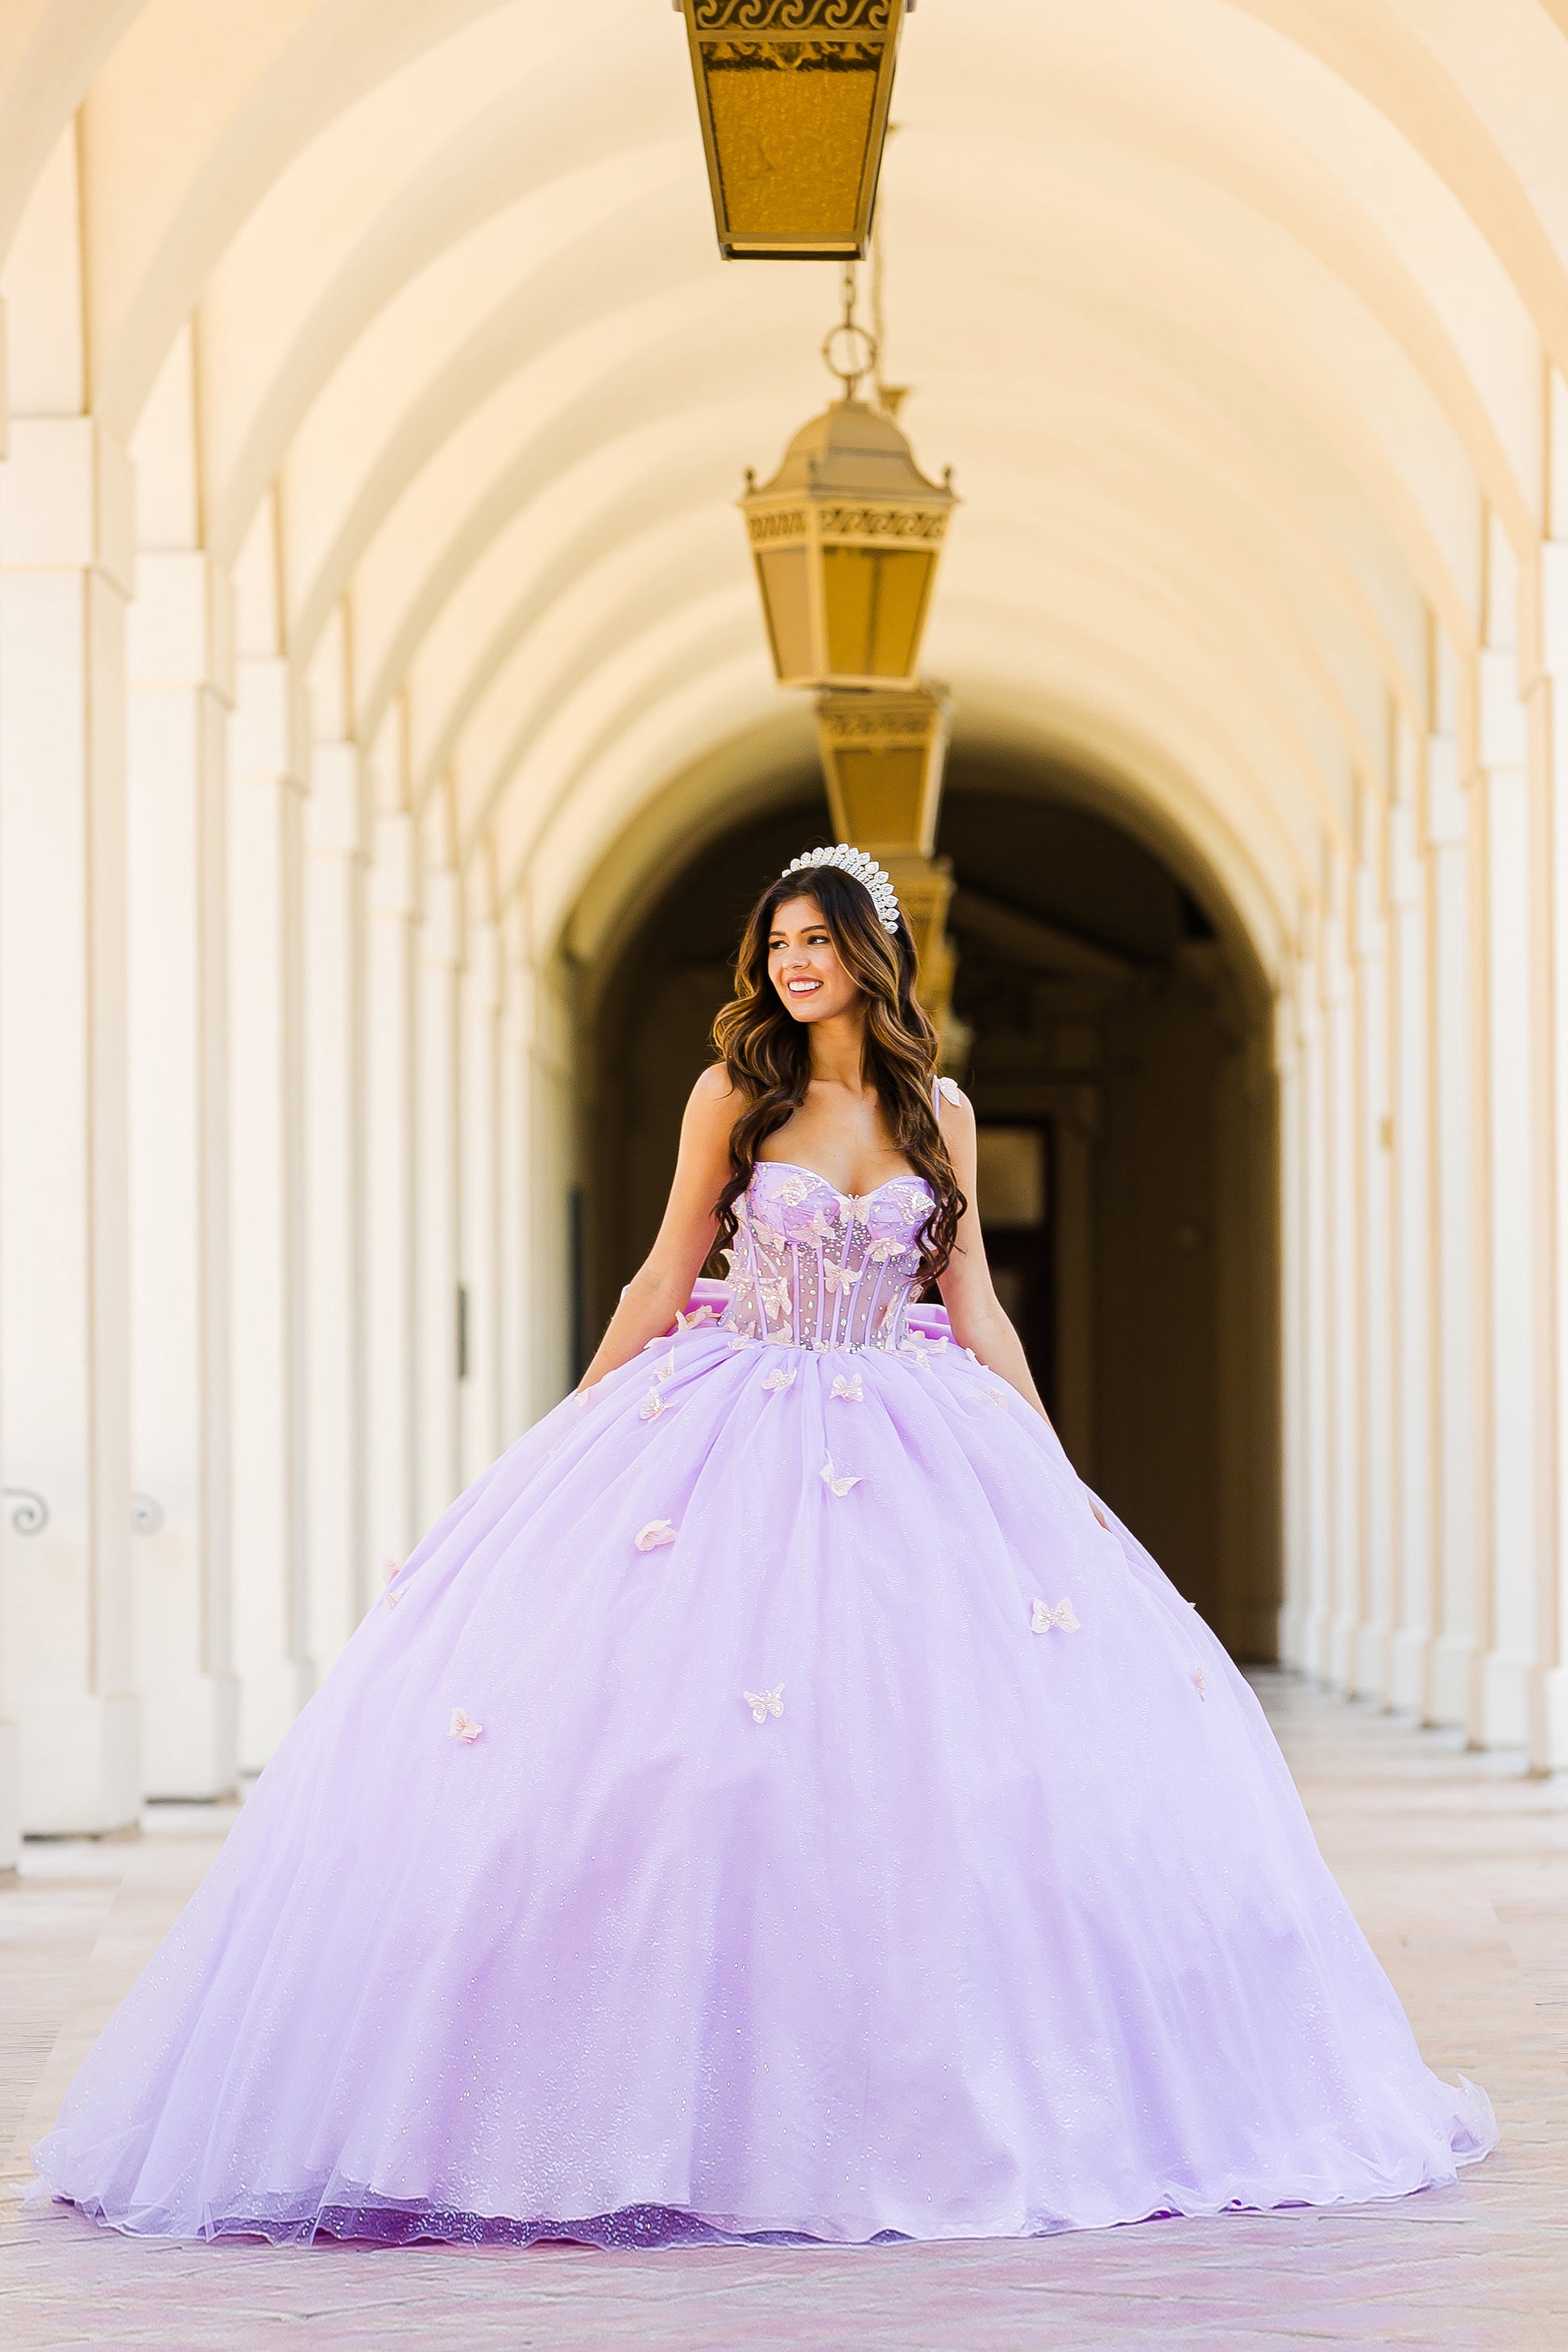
left=740, top=275, right=956, bottom=694
left=674, top=0, right=919, bottom=262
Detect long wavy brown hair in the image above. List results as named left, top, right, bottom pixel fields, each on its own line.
left=710, top=863, right=965, bottom=1280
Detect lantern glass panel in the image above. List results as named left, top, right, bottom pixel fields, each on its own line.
left=822, top=545, right=935, bottom=681
left=833, top=746, right=927, bottom=843
left=756, top=546, right=813, bottom=679
left=707, top=50, right=880, bottom=243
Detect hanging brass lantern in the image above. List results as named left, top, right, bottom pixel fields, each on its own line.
left=815, top=682, right=956, bottom=1027
left=674, top=0, right=917, bottom=262
left=740, top=280, right=954, bottom=691
left=815, top=681, right=950, bottom=854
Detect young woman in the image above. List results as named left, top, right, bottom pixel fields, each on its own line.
left=33, top=845, right=1493, bottom=2246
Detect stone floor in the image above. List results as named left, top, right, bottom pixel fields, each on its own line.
left=2, top=1674, right=1565, bottom=2350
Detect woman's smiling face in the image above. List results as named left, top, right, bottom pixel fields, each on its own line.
left=767, top=894, right=862, bottom=1025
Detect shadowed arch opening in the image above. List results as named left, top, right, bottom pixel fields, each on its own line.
left=574, top=740, right=1280, bottom=1661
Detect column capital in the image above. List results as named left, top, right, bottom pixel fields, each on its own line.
left=1387, top=800, right=1423, bottom=909
left=231, top=657, right=302, bottom=784
left=1425, top=734, right=1466, bottom=846
left=127, top=551, right=235, bottom=704
left=1350, top=863, right=1385, bottom=964
left=305, top=742, right=363, bottom=857
left=1541, top=541, right=1568, bottom=681
left=464, top=918, right=502, bottom=1011
left=1319, top=909, right=1352, bottom=1005
left=420, top=869, right=463, bottom=968
left=1476, top=645, right=1528, bottom=770
left=504, top=957, right=538, bottom=1047
left=369, top=809, right=417, bottom=917
left=0, top=417, right=134, bottom=594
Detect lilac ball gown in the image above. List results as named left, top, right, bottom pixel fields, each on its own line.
left=33, top=1159, right=1494, bottom=2245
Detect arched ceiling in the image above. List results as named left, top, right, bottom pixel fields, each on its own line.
left=6, top=0, right=1568, bottom=980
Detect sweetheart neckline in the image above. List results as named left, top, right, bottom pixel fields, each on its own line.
left=752, top=1158, right=933, bottom=1208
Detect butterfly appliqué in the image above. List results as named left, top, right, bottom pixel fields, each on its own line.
left=381, top=1555, right=404, bottom=1612
left=745, top=1685, right=785, bottom=1724
left=830, top=1372, right=864, bottom=1404
left=639, top=1389, right=674, bottom=1422
left=1032, top=1597, right=1081, bottom=1635
left=675, top=1307, right=715, bottom=1332
left=635, top=1519, right=678, bottom=1553
left=1192, top=1668, right=1207, bottom=1700
left=448, top=1709, right=484, bottom=1744
left=820, top=1454, right=861, bottom=1498
left=762, top=1364, right=796, bottom=1394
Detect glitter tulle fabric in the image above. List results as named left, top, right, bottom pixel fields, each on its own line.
left=32, top=1162, right=1495, bottom=2245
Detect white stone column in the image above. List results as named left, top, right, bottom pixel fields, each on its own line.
left=1292, top=936, right=1332, bottom=1678
left=1387, top=728, right=1436, bottom=1716
left=228, top=639, right=310, bottom=1765
left=1474, top=619, right=1540, bottom=1748
left=0, top=288, right=16, bottom=1869
left=460, top=862, right=503, bottom=1486
left=364, top=723, right=418, bottom=1573
left=1530, top=534, right=1568, bottom=1769
left=416, top=803, right=462, bottom=1527
left=303, top=718, right=368, bottom=1671
left=1425, top=684, right=1483, bottom=1736
left=1321, top=871, right=1362, bottom=1691
left=125, top=543, right=239, bottom=1796
left=530, top=956, right=579, bottom=1417
left=1273, top=987, right=1307, bottom=1666
left=0, top=416, right=140, bottom=1831
left=1351, top=799, right=1394, bottom=1699
left=498, top=903, right=535, bottom=1444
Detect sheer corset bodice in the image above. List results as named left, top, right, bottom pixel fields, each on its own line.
left=719, top=1159, right=935, bottom=1353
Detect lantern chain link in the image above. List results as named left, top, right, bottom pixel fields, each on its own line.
left=822, top=261, right=877, bottom=399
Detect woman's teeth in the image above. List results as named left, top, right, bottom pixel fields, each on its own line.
left=787, top=978, right=821, bottom=994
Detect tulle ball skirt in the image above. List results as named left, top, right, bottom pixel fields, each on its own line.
left=31, top=1327, right=1495, bottom=2244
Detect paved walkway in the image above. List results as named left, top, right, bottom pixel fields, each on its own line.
left=2, top=1675, right=1564, bottom=2350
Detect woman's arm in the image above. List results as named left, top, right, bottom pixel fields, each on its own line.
left=931, top=1085, right=1051, bottom=1422
left=578, top=1065, right=738, bottom=1391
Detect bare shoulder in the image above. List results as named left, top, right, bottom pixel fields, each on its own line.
left=690, top=1062, right=736, bottom=1109
left=684, top=1061, right=741, bottom=1139
left=935, top=1073, right=977, bottom=1187
left=935, top=1073, right=975, bottom=1134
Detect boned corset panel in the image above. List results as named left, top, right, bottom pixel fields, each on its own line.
left=720, top=1160, right=935, bottom=1354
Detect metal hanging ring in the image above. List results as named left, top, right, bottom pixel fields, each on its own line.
left=822, top=318, right=878, bottom=396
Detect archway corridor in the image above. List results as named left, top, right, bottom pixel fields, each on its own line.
left=1, top=0, right=1568, bottom=1883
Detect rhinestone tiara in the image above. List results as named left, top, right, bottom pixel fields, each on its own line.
left=780, top=844, right=901, bottom=935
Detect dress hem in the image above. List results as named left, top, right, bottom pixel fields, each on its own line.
left=31, top=2103, right=1498, bottom=2251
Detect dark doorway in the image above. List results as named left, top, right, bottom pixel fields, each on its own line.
left=974, top=1121, right=1058, bottom=1417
